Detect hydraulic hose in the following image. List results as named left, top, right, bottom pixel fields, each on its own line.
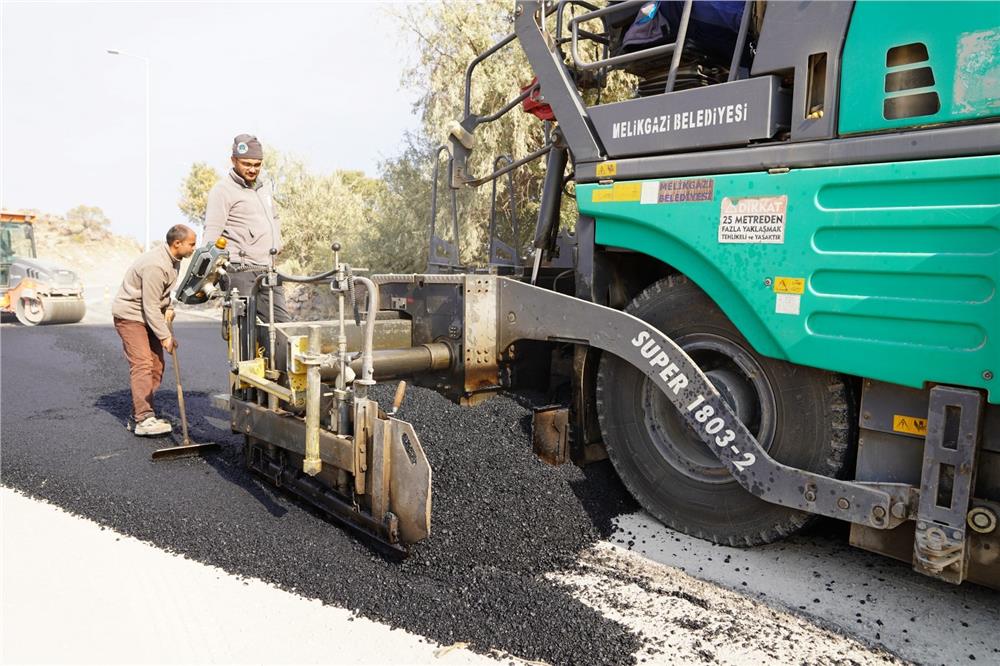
left=351, top=276, right=379, bottom=392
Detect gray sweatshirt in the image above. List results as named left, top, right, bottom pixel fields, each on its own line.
left=111, top=245, right=179, bottom=341
left=203, top=170, right=282, bottom=266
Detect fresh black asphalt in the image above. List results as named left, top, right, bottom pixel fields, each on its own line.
left=1, top=321, right=642, bottom=664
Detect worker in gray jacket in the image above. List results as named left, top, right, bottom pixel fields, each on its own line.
left=203, top=133, right=289, bottom=323
left=112, top=224, right=197, bottom=436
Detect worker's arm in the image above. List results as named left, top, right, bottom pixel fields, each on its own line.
left=140, top=265, right=173, bottom=345
left=202, top=184, right=227, bottom=246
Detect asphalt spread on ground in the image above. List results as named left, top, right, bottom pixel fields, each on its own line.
left=1, top=322, right=643, bottom=665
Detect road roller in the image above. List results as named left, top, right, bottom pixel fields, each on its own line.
left=0, top=211, right=86, bottom=326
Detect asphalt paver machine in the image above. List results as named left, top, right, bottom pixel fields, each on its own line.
left=178, top=1, right=999, bottom=587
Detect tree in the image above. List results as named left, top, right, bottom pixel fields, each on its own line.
left=177, top=162, right=220, bottom=227
left=264, top=151, right=383, bottom=275
left=366, top=133, right=437, bottom=274
left=393, top=1, right=634, bottom=266
left=65, top=205, right=111, bottom=231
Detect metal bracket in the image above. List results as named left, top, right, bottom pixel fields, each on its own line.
left=913, top=386, right=984, bottom=583
left=463, top=276, right=499, bottom=403
left=236, top=359, right=295, bottom=403
left=495, top=277, right=902, bottom=528
left=532, top=405, right=570, bottom=465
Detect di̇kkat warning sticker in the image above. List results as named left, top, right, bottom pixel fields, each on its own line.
left=640, top=178, right=714, bottom=204
left=718, top=195, right=787, bottom=243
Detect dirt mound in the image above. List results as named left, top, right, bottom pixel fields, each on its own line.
left=12, top=208, right=143, bottom=298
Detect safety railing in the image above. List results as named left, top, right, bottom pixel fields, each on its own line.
left=566, top=0, right=755, bottom=92
left=487, top=155, right=522, bottom=268
left=427, top=146, right=462, bottom=272
left=568, top=0, right=693, bottom=94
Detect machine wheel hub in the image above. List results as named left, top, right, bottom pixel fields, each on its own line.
left=641, top=333, right=777, bottom=484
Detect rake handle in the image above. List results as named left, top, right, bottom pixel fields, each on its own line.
left=167, top=321, right=190, bottom=446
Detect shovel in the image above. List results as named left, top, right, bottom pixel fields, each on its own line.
left=152, top=320, right=220, bottom=461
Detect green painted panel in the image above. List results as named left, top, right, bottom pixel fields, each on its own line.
left=577, top=155, right=1000, bottom=402
left=839, top=1, right=1000, bottom=134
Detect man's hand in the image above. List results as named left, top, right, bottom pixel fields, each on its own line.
left=163, top=337, right=178, bottom=353
left=165, top=308, right=176, bottom=325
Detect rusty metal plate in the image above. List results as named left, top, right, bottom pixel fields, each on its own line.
left=532, top=406, right=570, bottom=465
left=463, top=275, right=498, bottom=396
left=388, top=418, right=432, bottom=543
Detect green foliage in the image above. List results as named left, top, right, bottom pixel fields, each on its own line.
left=394, top=1, right=635, bottom=265
left=65, top=205, right=111, bottom=231
left=177, top=2, right=636, bottom=274
left=178, top=162, right=221, bottom=227
left=263, top=152, right=380, bottom=275
left=366, top=133, right=436, bottom=274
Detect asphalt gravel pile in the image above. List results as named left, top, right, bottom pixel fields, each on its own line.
left=2, top=323, right=642, bottom=665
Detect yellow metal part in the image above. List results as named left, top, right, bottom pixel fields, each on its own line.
left=239, top=358, right=265, bottom=378
left=285, top=335, right=309, bottom=410
left=236, top=358, right=294, bottom=403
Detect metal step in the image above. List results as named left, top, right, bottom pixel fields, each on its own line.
left=913, top=386, right=985, bottom=584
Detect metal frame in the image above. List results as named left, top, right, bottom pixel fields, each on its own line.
left=427, top=146, right=462, bottom=272
left=494, top=276, right=912, bottom=529
left=575, top=122, right=1000, bottom=182
left=913, top=386, right=984, bottom=583
left=487, top=155, right=522, bottom=268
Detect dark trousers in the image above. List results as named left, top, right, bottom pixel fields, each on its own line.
left=114, top=317, right=165, bottom=421
left=227, top=269, right=290, bottom=324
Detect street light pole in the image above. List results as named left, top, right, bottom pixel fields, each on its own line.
left=106, top=49, right=151, bottom=251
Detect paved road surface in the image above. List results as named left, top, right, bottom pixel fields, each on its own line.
left=2, top=319, right=997, bottom=664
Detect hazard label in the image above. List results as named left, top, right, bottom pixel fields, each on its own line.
left=596, top=161, right=617, bottom=178
left=893, top=414, right=928, bottom=437
left=718, top=195, right=787, bottom=243
left=773, top=277, right=805, bottom=294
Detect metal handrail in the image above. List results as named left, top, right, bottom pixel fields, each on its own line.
left=461, top=2, right=565, bottom=119
left=568, top=0, right=695, bottom=96
left=478, top=83, right=538, bottom=124
left=461, top=142, right=553, bottom=188
left=662, top=0, right=693, bottom=93
left=487, top=155, right=522, bottom=267
left=554, top=0, right=601, bottom=44
left=462, top=31, right=518, bottom=118
left=569, top=0, right=674, bottom=72
left=727, top=0, right=754, bottom=82
left=427, top=146, right=461, bottom=269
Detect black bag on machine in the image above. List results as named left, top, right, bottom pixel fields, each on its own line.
left=617, top=1, right=673, bottom=55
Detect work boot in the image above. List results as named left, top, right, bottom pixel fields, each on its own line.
left=128, top=416, right=172, bottom=437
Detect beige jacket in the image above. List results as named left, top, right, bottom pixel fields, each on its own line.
left=111, top=245, right=179, bottom=341
left=203, top=170, right=282, bottom=266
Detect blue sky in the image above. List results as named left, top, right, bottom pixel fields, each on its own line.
left=1, top=1, right=422, bottom=244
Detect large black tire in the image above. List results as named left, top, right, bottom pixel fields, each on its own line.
left=596, top=275, right=850, bottom=546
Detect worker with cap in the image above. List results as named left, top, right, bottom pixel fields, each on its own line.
left=203, top=133, right=289, bottom=324
left=112, top=224, right=197, bottom=436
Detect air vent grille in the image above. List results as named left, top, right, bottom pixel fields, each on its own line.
left=883, top=42, right=939, bottom=120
